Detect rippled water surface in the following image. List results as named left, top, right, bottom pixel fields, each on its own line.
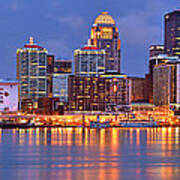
left=0, top=128, right=180, bottom=180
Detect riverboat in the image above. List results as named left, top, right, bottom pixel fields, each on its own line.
left=119, top=120, right=158, bottom=127
left=0, top=120, right=35, bottom=128
left=89, top=115, right=111, bottom=128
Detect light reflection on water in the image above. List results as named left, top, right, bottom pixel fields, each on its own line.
left=0, top=128, right=180, bottom=180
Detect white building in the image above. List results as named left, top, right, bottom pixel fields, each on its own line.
left=0, top=80, right=19, bottom=112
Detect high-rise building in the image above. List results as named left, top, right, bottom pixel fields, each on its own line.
left=74, top=45, right=105, bottom=77
left=148, top=46, right=177, bottom=103
left=52, top=59, right=72, bottom=104
left=52, top=73, right=71, bottom=103
left=90, top=12, right=121, bottom=73
left=68, top=74, right=131, bottom=112
left=153, top=60, right=180, bottom=106
left=164, top=10, right=180, bottom=57
left=16, top=37, right=48, bottom=109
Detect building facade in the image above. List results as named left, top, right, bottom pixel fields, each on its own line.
left=129, top=77, right=149, bottom=103
left=153, top=61, right=180, bottom=106
left=90, top=12, right=121, bottom=73
left=164, top=10, right=180, bottom=57
left=68, top=75, right=131, bottom=112
left=148, top=52, right=178, bottom=103
left=52, top=73, right=71, bottom=103
left=16, top=37, right=48, bottom=109
left=74, top=45, right=105, bottom=77
left=54, top=59, right=72, bottom=73
left=0, top=80, right=19, bottom=112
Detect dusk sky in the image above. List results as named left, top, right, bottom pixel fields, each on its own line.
left=0, top=0, right=179, bottom=79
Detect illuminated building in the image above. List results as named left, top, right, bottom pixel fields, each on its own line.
left=52, top=59, right=72, bottom=104
left=101, top=74, right=131, bottom=111
left=54, top=59, right=72, bottom=73
left=74, top=45, right=105, bottom=77
left=129, top=77, right=149, bottom=103
left=0, top=80, right=19, bottom=112
left=68, top=74, right=131, bottom=111
left=164, top=10, right=180, bottom=57
left=16, top=37, right=48, bottom=109
left=148, top=50, right=177, bottom=103
left=90, top=12, right=121, bottom=73
left=52, top=73, right=72, bottom=103
left=153, top=60, right=180, bottom=106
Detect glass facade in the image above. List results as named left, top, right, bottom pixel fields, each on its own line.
left=74, top=46, right=105, bottom=77
left=165, top=10, right=180, bottom=57
left=52, top=73, right=71, bottom=102
left=16, top=37, right=48, bottom=108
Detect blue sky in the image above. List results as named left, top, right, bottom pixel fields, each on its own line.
left=0, top=0, right=179, bottom=78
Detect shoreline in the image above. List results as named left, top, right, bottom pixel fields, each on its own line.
left=0, top=125, right=179, bottom=129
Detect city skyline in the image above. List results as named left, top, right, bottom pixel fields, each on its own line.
left=0, top=0, right=179, bottom=79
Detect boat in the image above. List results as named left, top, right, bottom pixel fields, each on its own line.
left=89, top=115, right=111, bottom=128
left=119, top=120, right=158, bottom=127
left=0, top=120, right=35, bottom=128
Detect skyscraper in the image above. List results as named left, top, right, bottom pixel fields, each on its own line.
left=74, top=45, right=106, bottom=77
left=164, top=10, right=180, bottom=57
left=153, top=60, right=180, bottom=106
left=16, top=37, right=48, bottom=109
left=90, top=12, right=121, bottom=73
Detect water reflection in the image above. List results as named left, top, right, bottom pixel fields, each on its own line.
left=0, top=128, right=179, bottom=180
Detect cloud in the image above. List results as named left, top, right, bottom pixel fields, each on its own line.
left=47, top=14, right=85, bottom=28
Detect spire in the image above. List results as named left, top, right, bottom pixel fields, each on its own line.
left=29, top=37, right=34, bottom=45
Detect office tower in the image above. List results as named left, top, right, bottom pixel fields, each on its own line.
left=153, top=60, right=180, bottom=106
left=52, top=73, right=71, bottom=103
left=52, top=59, right=72, bottom=104
left=100, top=74, right=131, bottom=111
left=90, top=12, right=121, bottom=73
left=68, top=74, right=131, bottom=111
left=74, top=45, right=106, bottom=76
left=148, top=45, right=165, bottom=103
left=16, top=37, right=48, bottom=109
left=164, top=10, right=180, bottom=57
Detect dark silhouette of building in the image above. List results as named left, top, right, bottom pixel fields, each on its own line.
left=164, top=10, right=180, bottom=57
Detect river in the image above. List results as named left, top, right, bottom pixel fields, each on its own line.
left=0, top=127, right=179, bottom=180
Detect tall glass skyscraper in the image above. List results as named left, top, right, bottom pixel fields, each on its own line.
left=90, top=12, right=121, bottom=73
left=16, top=37, right=48, bottom=109
left=164, top=10, right=180, bottom=57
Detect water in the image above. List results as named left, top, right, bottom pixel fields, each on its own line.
left=0, top=128, right=180, bottom=180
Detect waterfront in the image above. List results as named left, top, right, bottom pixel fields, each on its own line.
left=0, top=128, right=180, bottom=180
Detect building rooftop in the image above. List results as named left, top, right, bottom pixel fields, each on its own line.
left=94, top=12, right=115, bottom=25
